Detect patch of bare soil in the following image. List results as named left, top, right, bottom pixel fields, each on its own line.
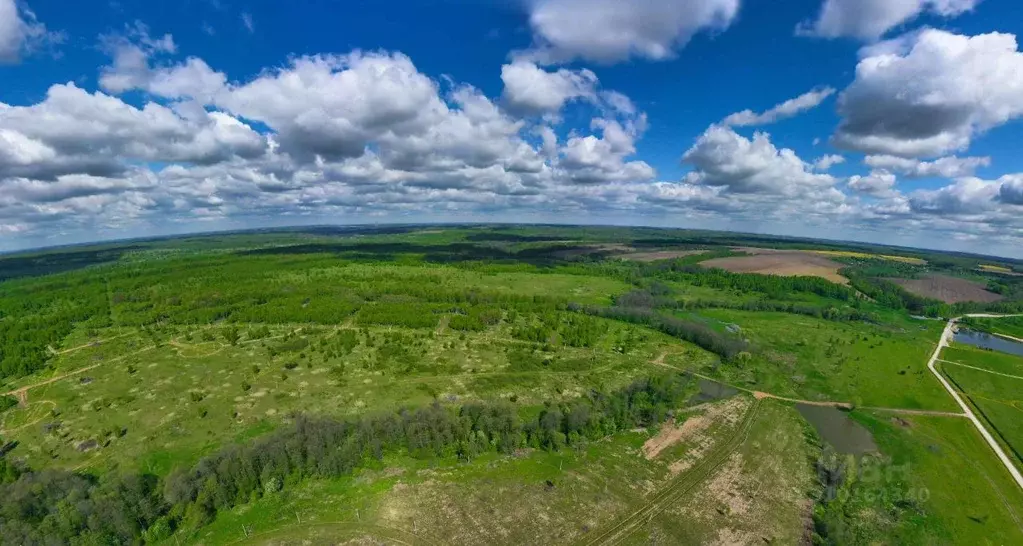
left=889, top=274, right=1003, bottom=303
left=614, top=249, right=707, bottom=262
left=702, top=250, right=848, bottom=284
left=644, top=397, right=749, bottom=471
left=643, top=415, right=710, bottom=460
left=705, top=453, right=752, bottom=516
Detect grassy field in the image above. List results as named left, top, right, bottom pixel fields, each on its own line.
left=939, top=344, right=1023, bottom=474
left=836, top=411, right=1023, bottom=544
left=676, top=309, right=956, bottom=411
left=1, top=315, right=711, bottom=474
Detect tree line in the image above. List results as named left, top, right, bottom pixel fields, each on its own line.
left=0, top=372, right=694, bottom=544
left=576, top=301, right=749, bottom=361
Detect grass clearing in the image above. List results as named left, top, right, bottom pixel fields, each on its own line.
left=1, top=316, right=714, bottom=473
left=839, top=411, right=1023, bottom=544
left=4, top=226, right=1022, bottom=544
left=939, top=346, right=1023, bottom=474
left=943, top=345, right=1023, bottom=377
left=677, top=309, right=956, bottom=411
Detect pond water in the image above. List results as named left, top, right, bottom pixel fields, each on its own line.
left=954, top=329, right=1023, bottom=358
left=796, top=404, right=878, bottom=455
left=687, top=378, right=739, bottom=405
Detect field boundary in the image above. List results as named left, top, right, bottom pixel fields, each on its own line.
left=938, top=359, right=1023, bottom=381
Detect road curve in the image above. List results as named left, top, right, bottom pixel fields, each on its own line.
left=929, top=316, right=1023, bottom=490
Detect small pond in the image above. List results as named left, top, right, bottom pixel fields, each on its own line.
left=954, top=329, right=1023, bottom=358
left=687, top=378, right=739, bottom=405
left=796, top=404, right=878, bottom=455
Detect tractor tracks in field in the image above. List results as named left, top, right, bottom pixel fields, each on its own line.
left=575, top=399, right=763, bottom=546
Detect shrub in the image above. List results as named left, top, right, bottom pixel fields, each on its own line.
left=0, top=395, right=18, bottom=413
left=263, top=476, right=282, bottom=494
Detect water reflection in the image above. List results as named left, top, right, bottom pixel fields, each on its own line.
left=954, top=329, right=1023, bottom=358
left=687, top=378, right=739, bottom=405
left=797, top=404, right=878, bottom=455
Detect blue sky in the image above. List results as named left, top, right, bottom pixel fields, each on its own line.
left=1, top=0, right=1023, bottom=256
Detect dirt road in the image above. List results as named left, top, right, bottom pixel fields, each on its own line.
left=929, top=316, right=1023, bottom=490
left=993, top=332, right=1023, bottom=344
left=659, top=361, right=965, bottom=417
left=938, top=359, right=1023, bottom=381
left=3, top=345, right=155, bottom=403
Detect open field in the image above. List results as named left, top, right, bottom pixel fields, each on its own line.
left=677, top=309, right=957, bottom=411
left=890, top=274, right=1003, bottom=304
left=836, top=411, right=1023, bottom=544
left=980, top=264, right=1023, bottom=276
left=2, top=225, right=1023, bottom=544
left=1, top=316, right=710, bottom=474
left=812, top=249, right=927, bottom=265
left=701, top=249, right=849, bottom=284
left=939, top=344, right=1023, bottom=474
left=612, top=249, right=706, bottom=262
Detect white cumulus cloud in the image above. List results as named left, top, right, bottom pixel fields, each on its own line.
left=834, top=29, right=1023, bottom=157
left=864, top=154, right=991, bottom=178
left=500, top=60, right=597, bottom=114
left=813, top=154, right=846, bottom=171
left=909, top=176, right=1001, bottom=215
left=798, top=0, right=981, bottom=41
left=682, top=125, right=837, bottom=195
left=520, top=0, right=740, bottom=64
left=0, top=0, right=57, bottom=63
left=847, top=169, right=897, bottom=197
